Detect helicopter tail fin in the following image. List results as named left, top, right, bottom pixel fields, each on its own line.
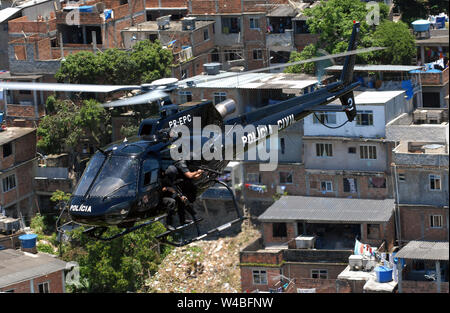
left=338, top=21, right=360, bottom=122
left=340, top=21, right=360, bottom=85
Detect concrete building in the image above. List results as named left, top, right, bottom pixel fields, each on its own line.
left=239, top=196, right=397, bottom=293
left=0, top=127, right=37, bottom=224
left=0, top=248, right=67, bottom=293
left=302, top=90, right=410, bottom=200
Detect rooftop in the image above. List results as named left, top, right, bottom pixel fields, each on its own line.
left=0, top=127, right=35, bottom=146
left=395, top=241, right=449, bottom=261
left=123, top=20, right=214, bottom=33
left=258, top=196, right=395, bottom=223
left=354, top=90, right=406, bottom=105
left=0, top=249, right=67, bottom=288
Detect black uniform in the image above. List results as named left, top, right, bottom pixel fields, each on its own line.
left=161, top=166, right=181, bottom=227
left=173, top=160, right=198, bottom=222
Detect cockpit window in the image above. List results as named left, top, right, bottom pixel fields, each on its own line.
left=73, top=153, right=105, bottom=196
left=142, top=158, right=159, bottom=186
left=74, top=154, right=139, bottom=198
left=88, top=156, right=139, bottom=198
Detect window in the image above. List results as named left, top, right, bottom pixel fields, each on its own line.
left=203, top=29, right=209, bottom=41
left=3, top=143, right=12, bottom=158
left=320, top=181, right=333, bottom=192
left=367, top=224, right=380, bottom=239
left=272, top=223, right=287, bottom=237
left=247, top=173, right=261, bottom=184
left=316, top=143, right=333, bottom=157
left=398, top=173, right=406, bottom=182
left=311, top=269, right=328, bottom=279
left=279, top=172, right=293, bottom=184
left=249, top=17, right=260, bottom=29
left=142, top=159, right=159, bottom=186
left=179, top=91, right=192, bottom=103
left=356, top=110, right=374, bottom=126
left=252, top=270, right=267, bottom=285
left=348, top=147, right=356, bottom=154
left=429, top=174, right=441, bottom=191
left=343, top=178, right=357, bottom=193
left=360, top=145, right=377, bottom=160
left=430, top=215, right=443, bottom=228
left=213, top=92, right=227, bottom=105
left=222, top=17, right=240, bottom=34
left=252, top=49, right=263, bottom=60
left=280, top=138, right=285, bottom=154
left=313, top=112, right=336, bottom=125
left=2, top=174, right=16, bottom=193
left=368, top=177, right=386, bottom=188
left=38, top=282, right=50, bottom=293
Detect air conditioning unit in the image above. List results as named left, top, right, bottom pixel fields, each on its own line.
left=349, top=255, right=363, bottom=270
left=295, top=235, right=315, bottom=249
left=0, top=217, right=20, bottom=233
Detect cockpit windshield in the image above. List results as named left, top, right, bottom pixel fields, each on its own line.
left=73, top=154, right=139, bottom=198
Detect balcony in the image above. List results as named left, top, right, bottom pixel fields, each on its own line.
left=34, top=167, right=73, bottom=194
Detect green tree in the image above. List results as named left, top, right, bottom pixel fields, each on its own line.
left=37, top=99, right=110, bottom=155
left=394, top=0, right=449, bottom=25
left=284, top=44, right=318, bottom=75
left=55, top=40, right=173, bottom=85
left=371, top=21, right=416, bottom=65
left=63, top=222, right=172, bottom=292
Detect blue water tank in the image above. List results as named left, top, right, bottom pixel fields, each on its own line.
left=19, top=234, right=38, bottom=249
left=375, top=266, right=393, bottom=283
left=79, top=5, right=94, bottom=13
left=411, top=20, right=430, bottom=32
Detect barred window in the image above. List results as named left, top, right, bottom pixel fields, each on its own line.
left=360, top=145, right=377, bottom=159
left=316, top=143, right=333, bottom=157
left=2, top=174, right=16, bottom=192
left=356, top=110, right=373, bottom=126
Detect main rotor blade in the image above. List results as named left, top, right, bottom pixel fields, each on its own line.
left=182, top=47, right=385, bottom=86
left=0, top=82, right=141, bottom=93
left=102, top=90, right=169, bottom=107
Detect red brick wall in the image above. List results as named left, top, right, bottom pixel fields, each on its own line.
left=0, top=270, right=65, bottom=293
left=243, top=163, right=307, bottom=201
left=402, top=280, right=449, bottom=293
left=240, top=266, right=281, bottom=292
left=13, top=45, right=27, bottom=60
left=14, top=130, right=37, bottom=164
left=37, top=38, right=52, bottom=60
left=8, top=17, right=56, bottom=34
left=262, top=222, right=296, bottom=245
left=284, top=262, right=347, bottom=281
left=240, top=249, right=283, bottom=265
left=294, top=34, right=319, bottom=51
left=400, top=205, right=449, bottom=242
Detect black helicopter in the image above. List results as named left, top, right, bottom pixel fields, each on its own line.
left=0, top=22, right=374, bottom=245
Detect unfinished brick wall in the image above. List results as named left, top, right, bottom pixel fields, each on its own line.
left=421, top=67, right=448, bottom=86
left=8, top=16, right=57, bottom=34
left=13, top=45, right=27, bottom=60
left=240, top=266, right=281, bottom=292
left=400, top=205, right=449, bottom=242
left=262, top=222, right=296, bottom=245
left=402, top=280, right=449, bottom=293
left=294, top=33, right=319, bottom=51
left=37, top=37, right=52, bottom=60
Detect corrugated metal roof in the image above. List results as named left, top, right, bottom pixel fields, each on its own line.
left=395, top=241, right=449, bottom=261
left=0, top=7, right=21, bottom=24
left=0, top=249, right=67, bottom=288
left=258, top=196, right=394, bottom=223
left=326, top=65, right=422, bottom=72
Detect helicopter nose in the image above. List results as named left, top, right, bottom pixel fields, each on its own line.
left=103, top=201, right=132, bottom=225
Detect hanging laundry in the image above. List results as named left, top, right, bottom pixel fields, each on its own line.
left=245, top=183, right=267, bottom=193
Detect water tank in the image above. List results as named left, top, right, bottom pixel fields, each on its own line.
left=411, top=20, right=430, bottom=32
left=19, top=234, right=38, bottom=254
left=203, top=63, right=221, bottom=75
left=375, top=266, right=393, bottom=283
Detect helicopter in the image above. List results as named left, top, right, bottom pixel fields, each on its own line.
left=0, top=22, right=376, bottom=246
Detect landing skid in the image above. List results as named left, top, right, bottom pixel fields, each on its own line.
left=82, top=214, right=168, bottom=241
left=156, top=179, right=246, bottom=247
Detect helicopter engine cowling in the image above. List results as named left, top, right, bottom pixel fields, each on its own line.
left=215, top=99, right=236, bottom=118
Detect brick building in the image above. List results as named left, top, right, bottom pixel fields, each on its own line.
left=240, top=196, right=396, bottom=293
left=0, top=248, right=67, bottom=293
left=0, top=127, right=37, bottom=224
left=121, top=17, right=216, bottom=79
